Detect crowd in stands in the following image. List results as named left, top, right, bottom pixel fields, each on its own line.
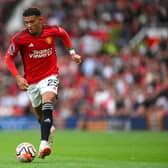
left=0, top=0, right=168, bottom=128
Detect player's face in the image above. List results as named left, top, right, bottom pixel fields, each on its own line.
left=24, top=15, right=43, bottom=36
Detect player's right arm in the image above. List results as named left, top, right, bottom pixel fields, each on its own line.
left=5, top=38, right=29, bottom=91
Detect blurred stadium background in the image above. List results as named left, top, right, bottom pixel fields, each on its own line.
left=0, top=0, right=168, bottom=131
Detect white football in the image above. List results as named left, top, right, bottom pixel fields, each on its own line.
left=16, top=142, right=36, bottom=162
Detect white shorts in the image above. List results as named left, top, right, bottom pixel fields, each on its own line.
left=27, top=75, right=59, bottom=108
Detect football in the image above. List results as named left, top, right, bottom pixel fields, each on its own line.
left=16, top=142, right=36, bottom=162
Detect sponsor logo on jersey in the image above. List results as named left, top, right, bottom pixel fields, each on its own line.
left=46, top=37, right=52, bottom=44
left=29, top=48, right=52, bottom=58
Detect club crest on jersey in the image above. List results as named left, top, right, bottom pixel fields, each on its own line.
left=8, top=43, right=15, bottom=55
left=46, top=37, right=52, bottom=44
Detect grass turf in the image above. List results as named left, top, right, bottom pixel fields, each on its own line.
left=0, top=130, right=167, bottom=168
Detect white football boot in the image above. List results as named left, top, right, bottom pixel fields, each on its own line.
left=38, top=140, right=51, bottom=159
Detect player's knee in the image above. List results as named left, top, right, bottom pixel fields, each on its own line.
left=42, top=92, right=56, bottom=103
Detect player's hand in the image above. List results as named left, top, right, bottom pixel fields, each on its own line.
left=71, top=54, right=82, bottom=64
left=15, top=75, right=29, bottom=91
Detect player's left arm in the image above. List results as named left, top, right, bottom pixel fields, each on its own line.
left=58, top=27, right=82, bottom=64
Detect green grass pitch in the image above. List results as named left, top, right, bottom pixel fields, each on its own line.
left=0, top=130, right=168, bottom=168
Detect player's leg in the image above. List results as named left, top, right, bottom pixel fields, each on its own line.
left=34, top=103, right=56, bottom=154
left=49, top=124, right=56, bottom=147
left=38, top=75, right=59, bottom=158
left=27, top=81, right=57, bottom=158
left=34, top=104, right=56, bottom=132
left=34, top=104, right=42, bottom=123
left=38, top=91, right=56, bottom=158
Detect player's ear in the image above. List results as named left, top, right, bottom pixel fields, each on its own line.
left=42, top=16, right=46, bottom=24
left=38, top=16, right=43, bottom=23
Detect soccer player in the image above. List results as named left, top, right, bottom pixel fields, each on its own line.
left=5, top=8, right=82, bottom=158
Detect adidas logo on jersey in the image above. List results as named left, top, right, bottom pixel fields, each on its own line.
left=28, top=43, right=34, bottom=47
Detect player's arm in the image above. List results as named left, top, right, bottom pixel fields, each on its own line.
left=5, top=40, right=29, bottom=91
left=58, top=27, right=82, bottom=64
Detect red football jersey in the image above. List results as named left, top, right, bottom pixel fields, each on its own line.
left=5, top=25, right=73, bottom=84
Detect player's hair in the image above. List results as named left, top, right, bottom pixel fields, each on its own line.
left=23, top=8, right=41, bottom=17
